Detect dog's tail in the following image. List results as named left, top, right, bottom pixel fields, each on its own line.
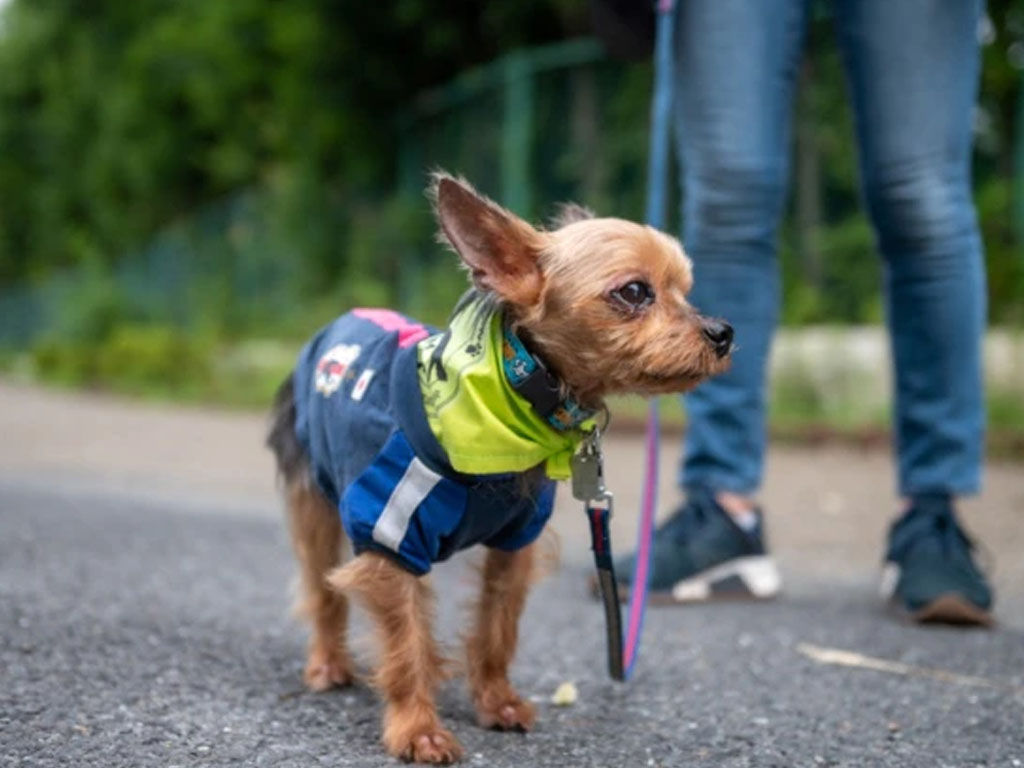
left=266, top=374, right=308, bottom=487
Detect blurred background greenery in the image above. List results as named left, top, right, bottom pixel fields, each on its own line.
left=0, top=0, right=1021, bottom=445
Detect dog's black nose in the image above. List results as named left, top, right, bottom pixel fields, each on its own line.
left=701, top=319, right=734, bottom=358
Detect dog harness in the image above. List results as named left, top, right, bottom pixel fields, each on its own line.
left=292, top=297, right=590, bottom=575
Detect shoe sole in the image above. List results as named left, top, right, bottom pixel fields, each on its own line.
left=880, top=565, right=993, bottom=627
left=911, top=593, right=993, bottom=627
left=595, top=555, right=782, bottom=605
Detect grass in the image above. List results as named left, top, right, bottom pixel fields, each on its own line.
left=5, top=331, right=1023, bottom=458
left=2, top=331, right=295, bottom=411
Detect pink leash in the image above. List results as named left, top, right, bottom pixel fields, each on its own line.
left=577, top=386, right=659, bottom=681
left=622, top=0, right=675, bottom=679
left=621, top=398, right=659, bottom=678
left=579, top=0, right=674, bottom=681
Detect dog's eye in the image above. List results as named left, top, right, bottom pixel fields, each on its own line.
left=611, top=280, right=654, bottom=310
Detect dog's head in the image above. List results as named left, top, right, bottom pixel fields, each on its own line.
left=432, top=173, right=732, bottom=405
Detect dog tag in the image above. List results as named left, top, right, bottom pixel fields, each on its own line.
left=572, top=434, right=607, bottom=502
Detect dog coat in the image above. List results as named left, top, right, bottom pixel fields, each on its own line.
left=292, top=297, right=587, bottom=575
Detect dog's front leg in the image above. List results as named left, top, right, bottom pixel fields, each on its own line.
left=466, top=545, right=537, bottom=732
left=329, top=554, right=462, bottom=764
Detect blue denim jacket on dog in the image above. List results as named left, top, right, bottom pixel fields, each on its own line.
left=292, top=308, right=555, bottom=575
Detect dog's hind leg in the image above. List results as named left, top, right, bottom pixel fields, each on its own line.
left=286, top=480, right=354, bottom=691
left=268, top=376, right=352, bottom=691
left=330, top=554, right=462, bottom=764
left=465, top=545, right=537, bottom=732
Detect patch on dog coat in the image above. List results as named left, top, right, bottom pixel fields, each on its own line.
left=314, top=343, right=361, bottom=397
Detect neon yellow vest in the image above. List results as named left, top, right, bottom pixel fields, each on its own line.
left=416, top=299, right=584, bottom=480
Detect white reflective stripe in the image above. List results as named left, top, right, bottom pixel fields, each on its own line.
left=372, top=457, right=443, bottom=552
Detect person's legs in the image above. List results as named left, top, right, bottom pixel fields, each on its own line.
left=835, top=0, right=985, bottom=497
left=675, top=0, right=811, bottom=496
left=834, top=0, right=992, bottom=622
left=611, top=0, right=809, bottom=602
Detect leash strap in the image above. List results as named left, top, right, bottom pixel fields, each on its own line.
left=586, top=501, right=624, bottom=681
left=645, top=0, right=677, bottom=229
left=578, top=407, right=659, bottom=682
left=575, top=422, right=655, bottom=683
left=573, top=430, right=625, bottom=680
left=576, top=0, right=676, bottom=683
left=622, top=0, right=676, bottom=681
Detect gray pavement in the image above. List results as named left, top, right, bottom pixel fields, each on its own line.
left=2, top=382, right=1024, bottom=766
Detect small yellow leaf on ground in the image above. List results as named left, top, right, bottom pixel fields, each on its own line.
left=551, top=681, right=578, bottom=706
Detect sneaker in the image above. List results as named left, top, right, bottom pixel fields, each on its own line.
left=881, top=494, right=994, bottom=626
left=611, top=487, right=782, bottom=603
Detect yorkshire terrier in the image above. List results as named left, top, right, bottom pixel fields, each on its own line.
left=266, top=173, right=733, bottom=764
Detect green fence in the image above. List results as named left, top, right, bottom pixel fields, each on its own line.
left=0, top=191, right=303, bottom=347
left=1, top=36, right=1021, bottom=349
left=398, top=38, right=641, bottom=217
left=392, top=38, right=667, bottom=315
left=0, top=38, right=661, bottom=346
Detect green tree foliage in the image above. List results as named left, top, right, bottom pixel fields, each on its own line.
left=0, top=0, right=1020, bottom=330
left=778, top=0, right=1024, bottom=324
left=0, top=0, right=586, bottom=286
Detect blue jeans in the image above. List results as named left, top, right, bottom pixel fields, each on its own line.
left=676, top=0, right=986, bottom=497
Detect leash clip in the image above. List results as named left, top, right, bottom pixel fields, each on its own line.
left=571, top=428, right=612, bottom=508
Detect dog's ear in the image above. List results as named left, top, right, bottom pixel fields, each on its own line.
left=550, top=202, right=595, bottom=229
left=432, top=173, right=546, bottom=306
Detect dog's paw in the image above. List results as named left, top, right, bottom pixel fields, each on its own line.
left=303, top=654, right=353, bottom=692
left=387, top=727, right=463, bottom=764
left=475, top=690, right=536, bottom=732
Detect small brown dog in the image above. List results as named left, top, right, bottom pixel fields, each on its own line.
left=267, top=173, right=732, bottom=764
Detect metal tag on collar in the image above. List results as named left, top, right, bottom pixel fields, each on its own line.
left=572, top=429, right=609, bottom=504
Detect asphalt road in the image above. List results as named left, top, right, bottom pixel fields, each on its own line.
left=3, top=480, right=1024, bottom=768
